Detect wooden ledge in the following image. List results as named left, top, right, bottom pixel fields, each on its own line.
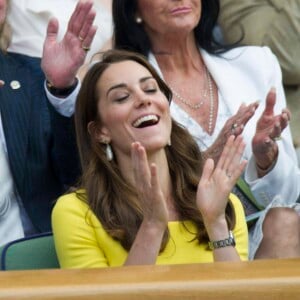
left=1, top=258, right=300, bottom=299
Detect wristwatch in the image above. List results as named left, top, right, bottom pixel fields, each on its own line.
left=46, top=78, right=78, bottom=97
left=208, top=231, right=236, bottom=250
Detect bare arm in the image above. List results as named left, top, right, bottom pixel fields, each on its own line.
left=197, top=135, right=247, bottom=261
left=124, top=142, right=168, bottom=265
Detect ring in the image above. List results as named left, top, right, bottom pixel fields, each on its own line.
left=273, top=135, right=282, bottom=141
left=231, top=123, right=238, bottom=133
left=78, top=35, right=84, bottom=41
left=82, top=45, right=90, bottom=52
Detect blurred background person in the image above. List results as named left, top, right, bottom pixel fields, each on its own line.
left=0, top=0, right=95, bottom=246
left=6, top=0, right=113, bottom=79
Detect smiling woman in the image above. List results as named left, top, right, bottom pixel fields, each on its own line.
left=51, top=49, right=249, bottom=269
left=96, top=60, right=172, bottom=157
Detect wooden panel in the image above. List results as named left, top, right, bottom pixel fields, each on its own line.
left=1, top=258, right=300, bottom=299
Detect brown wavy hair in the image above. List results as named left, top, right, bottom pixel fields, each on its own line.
left=75, top=49, right=235, bottom=251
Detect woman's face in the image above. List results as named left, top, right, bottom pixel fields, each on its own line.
left=96, top=60, right=172, bottom=157
left=0, top=0, right=7, bottom=26
left=136, top=0, right=201, bottom=37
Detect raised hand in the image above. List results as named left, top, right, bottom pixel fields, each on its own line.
left=205, top=101, right=258, bottom=164
left=252, top=87, right=291, bottom=174
left=196, top=135, right=247, bottom=228
left=41, top=0, right=97, bottom=88
left=131, top=142, right=168, bottom=228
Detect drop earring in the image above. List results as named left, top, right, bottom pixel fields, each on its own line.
left=136, top=16, right=142, bottom=24
left=106, top=143, right=113, bottom=161
left=167, top=138, right=171, bottom=146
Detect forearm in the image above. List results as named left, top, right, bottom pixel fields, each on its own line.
left=124, top=220, right=166, bottom=266
left=45, top=79, right=80, bottom=117
left=205, top=218, right=241, bottom=262
left=245, top=142, right=300, bottom=207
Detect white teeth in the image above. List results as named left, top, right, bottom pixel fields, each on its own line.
left=133, top=114, right=158, bottom=128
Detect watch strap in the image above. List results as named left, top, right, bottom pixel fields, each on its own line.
left=46, top=78, right=78, bottom=97
left=208, top=231, right=236, bottom=250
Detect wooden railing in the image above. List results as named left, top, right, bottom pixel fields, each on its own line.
left=1, top=258, right=300, bottom=299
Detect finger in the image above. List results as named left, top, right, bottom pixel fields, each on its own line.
left=78, top=9, right=96, bottom=42
left=131, top=142, right=144, bottom=186
left=81, top=25, right=97, bottom=52
left=235, top=102, right=246, bottom=115
left=131, top=142, right=151, bottom=188
left=270, top=122, right=281, bottom=140
left=263, top=87, right=276, bottom=116
left=222, top=135, right=243, bottom=172
left=217, top=135, right=235, bottom=171
left=68, top=0, right=94, bottom=36
left=45, top=17, right=59, bottom=44
left=282, top=108, right=291, bottom=121
left=230, top=137, right=247, bottom=181
left=232, top=159, right=247, bottom=182
left=0, top=80, right=4, bottom=87
left=150, top=163, right=160, bottom=192
left=200, top=158, right=215, bottom=183
left=231, top=102, right=257, bottom=136
left=280, top=109, right=291, bottom=127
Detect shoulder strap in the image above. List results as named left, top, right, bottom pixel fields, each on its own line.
left=236, top=177, right=264, bottom=210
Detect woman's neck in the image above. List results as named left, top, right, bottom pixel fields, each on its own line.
left=151, top=33, right=203, bottom=76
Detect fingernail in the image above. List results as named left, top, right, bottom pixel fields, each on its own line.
left=270, top=87, right=276, bottom=93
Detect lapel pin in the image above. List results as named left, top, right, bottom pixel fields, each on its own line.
left=10, top=80, right=21, bottom=90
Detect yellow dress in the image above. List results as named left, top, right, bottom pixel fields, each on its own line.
left=52, top=192, right=248, bottom=268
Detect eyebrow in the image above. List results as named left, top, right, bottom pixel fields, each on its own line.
left=106, top=76, right=154, bottom=97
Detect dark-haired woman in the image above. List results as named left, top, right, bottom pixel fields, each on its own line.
left=110, top=0, right=300, bottom=260
left=52, top=49, right=248, bottom=268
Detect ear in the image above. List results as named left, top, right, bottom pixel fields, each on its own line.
left=87, top=121, right=111, bottom=143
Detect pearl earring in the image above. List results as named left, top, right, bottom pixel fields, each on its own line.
left=106, top=143, right=113, bottom=161
left=136, top=17, right=142, bottom=24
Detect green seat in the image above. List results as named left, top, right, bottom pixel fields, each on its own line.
left=0, top=232, right=59, bottom=270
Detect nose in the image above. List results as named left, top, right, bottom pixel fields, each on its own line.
left=134, top=92, right=152, bottom=108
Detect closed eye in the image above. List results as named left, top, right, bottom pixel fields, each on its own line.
left=145, top=89, right=157, bottom=93
left=114, top=94, right=129, bottom=103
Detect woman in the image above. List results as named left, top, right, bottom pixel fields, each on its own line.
left=51, top=49, right=248, bottom=268
left=42, top=0, right=300, bottom=259
left=111, top=0, right=300, bottom=259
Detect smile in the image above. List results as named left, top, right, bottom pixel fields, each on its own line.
left=132, top=114, right=159, bottom=128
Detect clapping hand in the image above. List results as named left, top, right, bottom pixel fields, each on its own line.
left=196, top=135, right=247, bottom=227
left=131, top=142, right=168, bottom=228
left=252, top=88, right=291, bottom=174
left=41, top=0, right=97, bottom=88
left=205, top=101, right=258, bottom=164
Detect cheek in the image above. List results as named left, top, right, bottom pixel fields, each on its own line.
left=101, top=109, right=129, bottom=133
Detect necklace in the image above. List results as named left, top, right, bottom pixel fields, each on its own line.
left=169, top=66, right=209, bottom=110
left=207, top=69, right=214, bottom=135
left=169, top=65, right=215, bottom=134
